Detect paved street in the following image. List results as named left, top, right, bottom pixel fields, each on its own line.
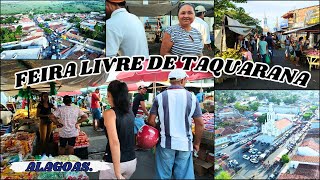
left=215, top=49, right=320, bottom=90
left=216, top=123, right=308, bottom=179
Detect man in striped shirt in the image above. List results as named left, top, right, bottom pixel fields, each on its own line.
left=148, top=69, right=204, bottom=179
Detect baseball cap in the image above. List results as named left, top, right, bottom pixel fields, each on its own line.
left=195, top=5, right=206, bottom=13
left=138, top=85, right=147, bottom=90
left=168, top=69, right=189, bottom=80
left=107, top=0, right=125, bottom=3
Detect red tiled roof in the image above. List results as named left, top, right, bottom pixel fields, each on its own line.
left=87, top=53, right=99, bottom=60
left=221, top=127, right=236, bottom=136
left=215, top=128, right=225, bottom=135
left=294, top=164, right=319, bottom=179
left=20, top=17, right=32, bottom=22
left=291, top=155, right=320, bottom=163
left=74, top=51, right=85, bottom=57
left=60, top=47, right=71, bottom=55
left=300, top=139, right=319, bottom=152
left=22, top=35, right=42, bottom=42
left=278, top=173, right=309, bottom=179
left=235, top=125, right=248, bottom=133
left=275, top=118, right=292, bottom=130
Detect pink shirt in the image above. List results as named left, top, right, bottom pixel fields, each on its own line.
left=244, top=51, right=253, bottom=61
left=52, top=106, right=85, bottom=138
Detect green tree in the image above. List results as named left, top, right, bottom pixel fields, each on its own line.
left=15, top=25, right=22, bottom=34
left=257, top=113, right=267, bottom=124
left=249, top=101, right=260, bottom=111
left=234, top=102, right=248, bottom=112
left=281, top=154, right=290, bottom=163
left=303, top=112, right=313, bottom=120
left=310, top=106, right=318, bottom=111
left=215, top=170, right=232, bottom=180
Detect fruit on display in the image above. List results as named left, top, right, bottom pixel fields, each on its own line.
left=1, top=132, right=35, bottom=158
left=1, top=166, right=37, bottom=180
left=216, top=48, right=242, bottom=60
left=53, top=131, right=89, bottom=148
left=13, top=109, right=37, bottom=121
left=192, top=113, right=214, bottom=134
left=304, top=49, right=320, bottom=56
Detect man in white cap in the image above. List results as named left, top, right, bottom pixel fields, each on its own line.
left=106, top=0, right=149, bottom=57
left=148, top=69, right=204, bottom=179
left=191, top=5, right=212, bottom=50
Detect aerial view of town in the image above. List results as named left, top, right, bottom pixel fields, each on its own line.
left=0, top=1, right=106, bottom=60
left=214, top=90, right=319, bottom=179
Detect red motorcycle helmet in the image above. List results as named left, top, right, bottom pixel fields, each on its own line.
left=136, top=125, right=159, bottom=149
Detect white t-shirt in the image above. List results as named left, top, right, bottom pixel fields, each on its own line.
left=106, top=8, right=149, bottom=57
left=52, top=106, right=85, bottom=138
left=191, top=17, right=211, bottom=45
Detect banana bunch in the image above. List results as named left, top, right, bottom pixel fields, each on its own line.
left=13, top=109, right=38, bottom=121
left=216, top=48, right=242, bottom=60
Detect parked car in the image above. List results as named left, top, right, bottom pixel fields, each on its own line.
left=243, top=155, right=250, bottom=160
left=250, top=158, right=259, bottom=164
left=215, top=152, right=223, bottom=157
left=221, top=144, right=228, bottom=149
left=228, top=141, right=235, bottom=146
left=221, top=155, right=229, bottom=160
left=249, top=144, right=255, bottom=148
left=0, top=103, right=13, bottom=125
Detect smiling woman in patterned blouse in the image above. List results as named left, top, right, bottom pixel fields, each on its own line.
left=160, top=3, right=204, bottom=57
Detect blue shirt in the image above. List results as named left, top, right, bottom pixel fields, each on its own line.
left=196, top=92, right=204, bottom=103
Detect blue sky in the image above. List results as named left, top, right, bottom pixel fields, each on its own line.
left=234, top=1, right=319, bottom=29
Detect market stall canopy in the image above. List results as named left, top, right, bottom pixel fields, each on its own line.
left=283, top=23, right=320, bottom=35
left=215, top=16, right=255, bottom=51
left=57, top=90, right=82, bottom=97
left=166, top=1, right=214, bottom=17
left=0, top=60, right=108, bottom=96
left=224, top=16, right=255, bottom=36
left=126, top=0, right=179, bottom=17
left=125, top=0, right=213, bottom=17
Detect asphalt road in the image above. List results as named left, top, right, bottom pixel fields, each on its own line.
left=216, top=123, right=308, bottom=179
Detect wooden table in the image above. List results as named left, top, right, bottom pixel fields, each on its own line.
left=306, top=55, right=320, bottom=71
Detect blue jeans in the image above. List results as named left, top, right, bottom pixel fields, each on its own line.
left=92, top=108, right=103, bottom=128
left=155, top=144, right=195, bottom=179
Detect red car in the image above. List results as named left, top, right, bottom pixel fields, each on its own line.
left=252, top=139, right=256, bottom=143
left=221, top=155, right=229, bottom=160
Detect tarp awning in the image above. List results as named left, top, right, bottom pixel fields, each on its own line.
left=125, top=0, right=214, bottom=17
left=225, top=16, right=255, bottom=36
left=283, top=23, right=320, bottom=35
left=127, top=1, right=179, bottom=17
left=0, top=60, right=109, bottom=96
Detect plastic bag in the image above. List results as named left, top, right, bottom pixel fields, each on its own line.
left=266, top=54, right=271, bottom=64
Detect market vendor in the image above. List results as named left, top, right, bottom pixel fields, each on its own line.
left=132, top=86, right=148, bottom=148
left=49, top=95, right=88, bottom=155
left=160, top=3, right=203, bottom=57
left=37, top=92, right=56, bottom=155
